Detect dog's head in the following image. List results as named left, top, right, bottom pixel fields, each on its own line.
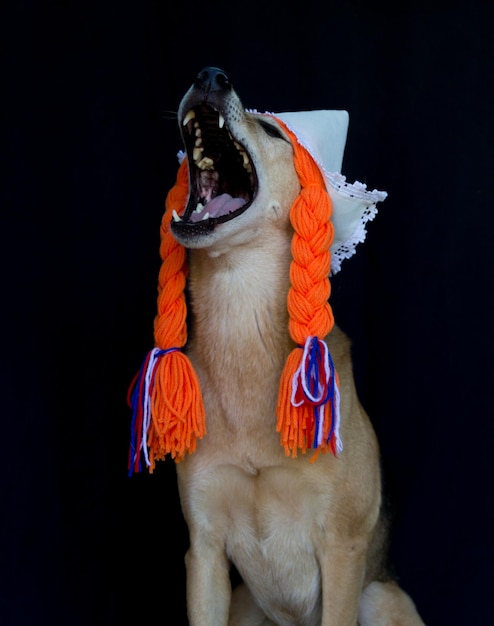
left=172, top=67, right=300, bottom=251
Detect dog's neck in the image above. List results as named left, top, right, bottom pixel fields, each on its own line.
left=185, top=226, right=294, bottom=419
left=188, top=228, right=292, bottom=341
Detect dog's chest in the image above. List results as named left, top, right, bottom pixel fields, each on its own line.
left=180, top=461, right=331, bottom=618
left=227, top=464, right=329, bottom=556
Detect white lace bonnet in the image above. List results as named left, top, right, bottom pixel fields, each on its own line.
left=266, top=109, right=387, bottom=274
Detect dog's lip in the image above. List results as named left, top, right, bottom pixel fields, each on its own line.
left=171, top=102, right=257, bottom=237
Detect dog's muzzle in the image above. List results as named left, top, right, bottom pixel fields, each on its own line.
left=171, top=67, right=258, bottom=239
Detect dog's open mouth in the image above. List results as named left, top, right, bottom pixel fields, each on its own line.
left=171, top=104, right=257, bottom=237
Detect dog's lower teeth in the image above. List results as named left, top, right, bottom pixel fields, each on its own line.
left=195, top=203, right=204, bottom=213
left=218, top=113, right=225, bottom=129
left=172, top=209, right=182, bottom=222
left=201, top=212, right=210, bottom=220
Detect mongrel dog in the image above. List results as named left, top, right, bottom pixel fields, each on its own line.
left=169, top=67, right=425, bottom=626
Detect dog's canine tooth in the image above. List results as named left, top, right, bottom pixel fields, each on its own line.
left=183, top=109, right=196, bottom=126
left=218, top=113, right=225, bottom=129
left=172, top=209, right=182, bottom=222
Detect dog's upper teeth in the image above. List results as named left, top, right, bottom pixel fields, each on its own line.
left=192, top=134, right=214, bottom=170
left=172, top=209, right=182, bottom=222
left=193, top=146, right=204, bottom=162
left=218, top=113, right=225, bottom=129
left=183, top=109, right=196, bottom=126
left=197, top=157, right=214, bottom=170
left=240, top=150, right=252, bottom=173
left=232, top=140, right=252, bottom=172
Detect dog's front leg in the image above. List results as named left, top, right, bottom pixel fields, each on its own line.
left=184, top=540, right=231, bottom=626
left=319, top=538, right=367, bottom=626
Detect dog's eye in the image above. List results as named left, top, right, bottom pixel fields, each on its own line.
left=259, top=120, right=285, bottom=139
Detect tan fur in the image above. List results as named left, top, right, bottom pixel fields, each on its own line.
left=172, top=72, right=425, bottom=625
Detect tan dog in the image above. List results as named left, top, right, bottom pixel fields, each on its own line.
left=168, top=67, right=425, bottom=626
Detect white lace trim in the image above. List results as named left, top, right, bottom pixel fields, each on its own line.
left=325, top=172, right=387, bottom=274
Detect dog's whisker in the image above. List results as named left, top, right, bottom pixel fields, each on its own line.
left=160, top=109, right=179, bottom=121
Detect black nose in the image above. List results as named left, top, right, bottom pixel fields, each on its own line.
left=194, top=67, right=231, bottom=93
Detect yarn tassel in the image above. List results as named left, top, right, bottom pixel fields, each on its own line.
left=127, top=346, right=206, bottom=475
left=127, top=158, right=206, bottom=474
left=277, top=337, right=341, bottom=459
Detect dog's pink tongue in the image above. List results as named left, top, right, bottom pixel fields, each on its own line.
left=191, top=194, right=246, bottom=222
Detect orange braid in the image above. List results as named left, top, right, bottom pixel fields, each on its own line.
left=273, top=117, right=339, bottom=459
left=146, top=159, right=206, bottom=468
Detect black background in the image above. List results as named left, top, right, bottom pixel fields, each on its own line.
left=3, top=1, right=493, bottom=624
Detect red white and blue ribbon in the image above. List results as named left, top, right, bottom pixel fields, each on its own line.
left=291, top=337, right=342, bottom=453
left=127, top=347, right=177, bottom=475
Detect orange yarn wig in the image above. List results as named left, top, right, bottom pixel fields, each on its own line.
left=127, top=115, right=341, bottom=474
